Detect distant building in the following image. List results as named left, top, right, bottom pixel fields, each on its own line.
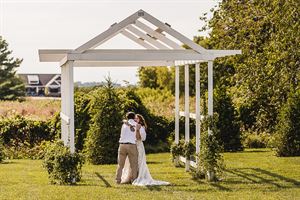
left=18, top=74, right=61, bottom=97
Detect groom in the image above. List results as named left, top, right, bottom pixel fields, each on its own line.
left=115, top=112, right=139, bottom=184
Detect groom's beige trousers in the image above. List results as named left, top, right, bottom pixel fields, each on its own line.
left=116, top=143, right=138, bottom=183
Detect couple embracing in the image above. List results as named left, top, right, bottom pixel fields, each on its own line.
left=115, top=112, right=170, bottom=186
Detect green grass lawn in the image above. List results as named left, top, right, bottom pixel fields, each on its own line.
left=0, top=149, right=299, bottom=200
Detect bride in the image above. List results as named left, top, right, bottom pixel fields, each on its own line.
left=121, top=114, right=170, bottom=186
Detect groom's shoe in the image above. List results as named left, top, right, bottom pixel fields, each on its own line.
left=115, top=180, right=121, bottom=184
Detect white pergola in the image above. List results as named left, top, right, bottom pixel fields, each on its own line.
left=39, top=9, right=241, bottom=170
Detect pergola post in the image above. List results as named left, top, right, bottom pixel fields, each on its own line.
left=60, top=61, right=75, bottom=154
left=207, top=60, right=214, bottom=180
left=195, top=63, right=201, bottom=160
left=174, top=65, right=180, bottom=166
left=184, top=64, right=190, bottom=171
left=175, top=65, right=180, bottom=144
left=208, top=60, right=213, bottom=120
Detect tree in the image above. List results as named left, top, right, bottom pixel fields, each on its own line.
left=138, top=67, right=159, bottom=89
left=197, top=0, right=300, bottom=133
left=156, top=67, right=172, bottom=90
left=274, top=90, right=300, bottom=156
left=0, top=37, right=25, bottom=100
left=85, top=77, right=123, bottom=164
left=214, top=87, right=243, bottom=151
left=137, top=66, right=172, bottom=90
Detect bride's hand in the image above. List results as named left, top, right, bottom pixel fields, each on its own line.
left=136, top=124, right=142, bottom=130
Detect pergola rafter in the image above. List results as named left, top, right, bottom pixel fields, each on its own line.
left=38, top=9, right=241, bottom=171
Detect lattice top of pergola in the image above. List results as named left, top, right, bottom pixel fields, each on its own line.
left=39, top=9, right=241, bottom=67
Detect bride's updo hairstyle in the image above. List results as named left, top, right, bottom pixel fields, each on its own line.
left=136, top=114, right=147, bottom=130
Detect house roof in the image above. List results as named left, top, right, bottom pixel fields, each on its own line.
left=18, top=74, right=60, bottom=86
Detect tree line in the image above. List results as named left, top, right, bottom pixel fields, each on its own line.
left=137, top=0, right=300, bottom=156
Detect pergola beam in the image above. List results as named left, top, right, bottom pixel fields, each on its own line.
left=141, top=10, right=206, bottom=54
left=67, top=50, right=205, bottom=61
left=134, top=20, right=183, bottom=49
left=74, top=10, right=141, bottom=53
left=121, top=30, right=155, bottom=49
left=126, top=25, right=170, bottom=49
left=73, top=61, right=174, bottom=67
left=39, top=49, right=241, bottom=63
left=39, top=49, right=211, bottom=62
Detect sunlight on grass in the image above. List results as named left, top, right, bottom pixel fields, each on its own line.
left=0, top=149, right=299, bottom=200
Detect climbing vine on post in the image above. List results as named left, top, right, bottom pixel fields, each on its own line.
left=197, top=113, right=225, bottom=181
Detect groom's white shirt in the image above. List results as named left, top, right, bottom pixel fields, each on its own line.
left=119, top=119, right=146, bottom=144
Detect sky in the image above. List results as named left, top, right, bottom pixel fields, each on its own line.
left=0, top=0, right=219, bottom=85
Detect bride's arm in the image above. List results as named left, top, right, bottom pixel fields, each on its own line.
left=135, top=124, right=142, bottom=140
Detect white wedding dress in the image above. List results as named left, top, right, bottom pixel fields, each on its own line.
left=121, top=140, right=170, bottom=186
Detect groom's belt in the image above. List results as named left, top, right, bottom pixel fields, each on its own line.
left=119, top=142, right=136, bottom=145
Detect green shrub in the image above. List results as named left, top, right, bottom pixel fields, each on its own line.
left=47, top=93, right=92, bottom=152
left=85, top=78, right=123, bottom=164
left=0, top=114, right=60, bottom=159
left=4, top=141, right=49, bottom=159
left=170, top=139, right=185, bottom=161
left=183, top=140, right=196, bottom=159
left=167, top=117, right=197, bottom=146
left=144, top=141, right=169, bottom=154
left=242, top=131, right=272, bottom=148
left=214, top=87, right=243, bottom=152
left=48, top=112, right=61, bottom=140
left=0, top=115, right=53, bottom=147
left=198, top=131, right=225, bottom=181
left=0, top=137, right=4, bottom=162
left=170, top=139, right=196, bottom=167
left=43, top=140, right=84, bottom=185
left=0, top=91, right=92, bottom=159
left=197, top=114, right=224, bottom=181
left=74, top=92, right=91, bottom=151
left=274, top=90, right=300, bottom=157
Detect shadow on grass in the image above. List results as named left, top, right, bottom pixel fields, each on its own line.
left=146, top=161, right=163, bottom=164
left=209, top=183, right=232, bottom=191
left=224, top=168, right=300, bottom=189
left=191, top=175, right=232, bottom=191
left=95, top=172, right=112, bottom=187
left=243, top=149, right=268, bottom=153
left=0, top=161, right=16, bottom=164
left=252, top=168, right=300, bottom=186
left=146, top=185, right=162, bottom=191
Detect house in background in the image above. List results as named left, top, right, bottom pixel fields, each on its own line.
left=18, top=74, right=61, bottom=97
